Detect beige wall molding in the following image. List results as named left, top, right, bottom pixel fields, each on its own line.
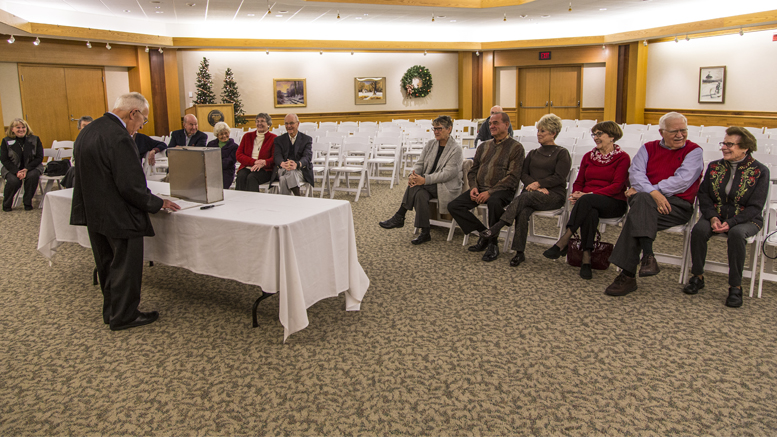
left=645, top=108, right=777, bottom=129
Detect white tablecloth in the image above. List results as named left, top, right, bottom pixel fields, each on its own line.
left=37, top=181, right=370, bottom=341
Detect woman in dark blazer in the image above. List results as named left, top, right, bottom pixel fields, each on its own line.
left=1, top=118, right=44, bottom=211
left=682, top=126, right=770, bottom=308
left=206, top=121, right=239, bottom=189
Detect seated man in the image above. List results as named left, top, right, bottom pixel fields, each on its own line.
left=168, top=114, right=207, bottom=148
left=272, top=114, right=313, bottom=196
left=605, top=111, right=704, bottom=296
left=78, top=116, right=93, bottom=131
left=447, top=111, right=524, bottom=261
left=476, top=105, right=514, bottom=146
left=134, top=132, right=167, bottom=166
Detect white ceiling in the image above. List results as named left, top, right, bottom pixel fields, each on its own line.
left=0, top=0, right=775, bottom=44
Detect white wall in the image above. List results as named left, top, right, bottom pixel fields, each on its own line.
left=646, top=29, right=777, bottom=111
left=0, top=63, right=23, bottom=123
left=178, top=51, right=459, bottom=117
left=582, top=64, right=606, bottom=108
left=104, top=67, right=130, bottom=109
left=496, top=68, right=516, bottom=108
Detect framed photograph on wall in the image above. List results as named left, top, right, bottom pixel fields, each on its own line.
left=274, top=79, right=307, bottom=108
left=354, top=77, right=386, bottom=105
left=698, top=66, right=726, bottom=104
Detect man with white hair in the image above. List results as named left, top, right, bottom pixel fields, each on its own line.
left=605, top=111, right=704, bottom=296
left=168, top=114, right=207, bottom=148
left=476, top=105, right=514, bottom=145
left=272, top=113, right=313, bottom=196
left=70, top=92, right=180, bottom=331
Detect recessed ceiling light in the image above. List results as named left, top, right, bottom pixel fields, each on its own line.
left=150, top=1, right=161, bottom=3
left=599, top=8, right=607, bottom=10
left=520, top=14, right=528, bottom=18
left=155, top=6, right=161, bottom=8
left=279, top=10, right=288, bottom=13
left=363, top=13, right=368, bottom=16
left=275, top=15, right=283, bottom=17
left=186, top=3, right=195, bottom=6
left=123, top=9, right=130, bottom=12
left=541, top=14, right=551, bottom=18
left=247, top=13, right=254, bottom=16
left=156, top=11, right=163, bottom=13
left=355, top=17, right=362, bottom=19
left=450, top=20, right=456, bottom=22
left=437, top=15, right=445, bottom=18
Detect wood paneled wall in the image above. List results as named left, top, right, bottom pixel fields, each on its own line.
left=645, top=109, right=777, bottom=129
left=581, top=108, right=604, bottom=123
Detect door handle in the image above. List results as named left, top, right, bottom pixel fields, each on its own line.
left=552, top=101, right=581, bottom=108
left=70, top=118, right=79, bottom=122
left=520, top=101, right=548, bottom=109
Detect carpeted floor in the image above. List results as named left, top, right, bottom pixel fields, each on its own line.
left=1, top=178, right=777, bottom=436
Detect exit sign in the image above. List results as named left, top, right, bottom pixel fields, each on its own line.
left=773, top=33, right=777, bottom=41
left=539, top=51, right=552, bottom=60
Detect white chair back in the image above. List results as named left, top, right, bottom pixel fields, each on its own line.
left=52, top=140, right=74, bottom=149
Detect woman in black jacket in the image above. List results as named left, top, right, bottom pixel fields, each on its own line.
left=1, top=118, right=44, bottom=211
left=682, top=126, right=770, bottom=308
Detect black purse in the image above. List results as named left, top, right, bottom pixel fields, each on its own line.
left=567, top=230, right=613, bottom=270
left=44, top=159, right=71, bottom=176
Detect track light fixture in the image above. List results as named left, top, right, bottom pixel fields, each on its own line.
left=159, top=47, right=163, bottom=53
left=602, top=44, right=605, bottom=50
left=503, top=13, right=507, bottom=21
left=267, top=0, right=271, bottom=14
left=320, top=50, right=323, bottom=55
left=266, top=49, right=269, bottom=55
left=674, top=35, right=678, bottom=43
left=336, top=10, right=340, bottom=19
left=106, top=43, right=111, bottom=50
left=739, top=27, right=744, bottom=36
left=145, top=46, right=150, bottom=53
left=33, top=37, right=40, bottom=46
left=351, top=51, right=354, bottom=55
left=431, top=13, right=434, bottom=22
left=643, top=40, right=647, bottom=46
left=475, top=50, right=479, bottom=56
left=8, top=35, right=15, bottom=44
left=685, top=34, right=690, bottom=41
left=424, top=50, right=427, bottom=56
left=568, top=2, right=572, bottom=12
left=86, top=40, right=91, bottom=48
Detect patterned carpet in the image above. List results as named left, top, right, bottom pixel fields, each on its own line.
left=1, top=177, right=777, bottom=436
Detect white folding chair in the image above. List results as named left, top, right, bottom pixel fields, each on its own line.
left=337, top=122, right=359, bottom=134
left=318, top=122, right=338, bottom=132
left=652, top=199, right=699, bottom=284
left=368, top=138, right=401, bottom=189
left=561, top=119, right=577, bottom=129
left=205, top=132, right=216, bottom=144
left=328, top=142, right=372, bottom=202
left=577, top=119, right=597, bottom=129
left=51, top=140, right=74, bottom=150
left=299, top=122, right=318, bottom=134
left=520, top=166, right=578, bottom=249
left=311, top=142, right=334, bottom=198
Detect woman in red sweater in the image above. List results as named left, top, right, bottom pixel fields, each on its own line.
left=235, top=113, right=277, bottom=191
left=542, top=121, right=631, bottom=279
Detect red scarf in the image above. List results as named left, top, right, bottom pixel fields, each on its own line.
left=589, top=144, right=623, bottom=165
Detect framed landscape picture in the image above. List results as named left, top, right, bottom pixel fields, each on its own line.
left=354, top=77, right=386, bottom=105
left=698, top=66, right=726, bottom=104
left=274, top=79, right=306, bottom=108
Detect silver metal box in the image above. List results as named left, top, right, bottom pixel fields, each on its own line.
left=167, top=147, right=224, bottom=203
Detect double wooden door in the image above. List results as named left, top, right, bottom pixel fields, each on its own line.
left=517, top=66, right=580, bottom=128
left=18, top=65, right=107, bottom=148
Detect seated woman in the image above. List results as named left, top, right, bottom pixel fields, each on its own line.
left=1, top=118, right=44, bottom=211
left=480, top=113, right=571, bottom=265
left=206, top=121, right=239, bottom=189
left=379, top=115, right=463, bottom=245
left=542, top=121, right=630, bottom=279
left=682, top=127, right=769, bottom=308
left=235, top=113, right=277, bottom=191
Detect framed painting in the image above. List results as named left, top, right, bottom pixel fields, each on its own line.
left=698, top=66, right=726, bottom=104
left=354, top=77, right=386, bottom=105
left=274, top=79, right=307, bottom=108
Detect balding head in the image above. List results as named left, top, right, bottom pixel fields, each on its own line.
left=284, top=114, right=300, bottom=137
left=490, top=106, right=503, bottom=116
left=183, top=114, right=198, bottom=136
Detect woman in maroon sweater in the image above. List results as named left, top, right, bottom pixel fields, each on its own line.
left=543, top=121, right=631, bottom=279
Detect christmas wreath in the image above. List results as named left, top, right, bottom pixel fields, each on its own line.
left=401, top=65, right=433, bottom=98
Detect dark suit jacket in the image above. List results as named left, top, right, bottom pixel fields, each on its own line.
left=206, top=138, right=239, bottom=189
left=70, top=112, right=164, bottom=239
left=135, top=133, right=168, bottom=160
left=273, top=132, right=314, bottom=186
left=168, top=129, right=207, bottom=148
left=0, top=134, right=44, bottom=178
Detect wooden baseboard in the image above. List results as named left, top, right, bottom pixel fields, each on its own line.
left=232, top=108, right=460, bottom=129
left=645, top=108, right=777, bottom=129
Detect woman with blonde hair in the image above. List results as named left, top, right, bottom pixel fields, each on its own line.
left=1, top=118, right=44, bottom=211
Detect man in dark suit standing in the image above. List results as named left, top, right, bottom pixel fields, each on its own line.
left=168, top=114, right=207, bottom=148
left=70, top=92, right=180, bottom=331
left=272, top=113, right=313, bottom=196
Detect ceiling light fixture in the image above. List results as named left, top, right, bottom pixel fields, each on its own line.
left=674, top=35, right=678, bottom=43
left=248, top=13, right=254, bottom=16
left=520, top=14, right=527, bottom=18
left=159, top=47, right=163, bottom=53
left=569, top=2, right=572, bottom=11
left=431, top=13, right=435, bottom=22
left=106, top=43, right=111, bottom=50
left=475, top=50, right=479, bottom=56
left=351, top=51, right=354, bottom=55
left=599, top=8, right=606, bottom=11
left=267, top=0, right=271, bottom=14
left=33, top=37, right=40, bottom=46
left=685, top=34, right=690, bottom=41
left=320, top=51, right=323, bottom=55
left=145, top=46, right=149, bottom=53
left=739, top=27, right=744, bottom=36
left=643, top=40, right=647, bottom=46
left=7, top=35, right=14, bottom=44
left=602, top=44, right=605, bottom=50
left=266, top=49, right=269, bottom=55
left=504, top=13, right=507, bottom=21
left=86, top=40, right=91, bottom=48
left=337, top=10, right=340, bottom=19
left=123, top=9, right=131, bottom=12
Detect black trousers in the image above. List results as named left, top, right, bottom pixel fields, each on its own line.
left=3, top=168, right=41, bottom=209
left=88, top=229, right=145, bottom=328
left=236, top=168, right=273, bottom=192
left=566, top=194, right=628, bottom=251
left=690, top=217, right=760, bottom=287
left=447, top=189, right=516, bottom=235
left=401, top=184, right=438, bottom=228
left=501, top=190, right=565, bottom=252
left=609, top=192, right=693, bottom=273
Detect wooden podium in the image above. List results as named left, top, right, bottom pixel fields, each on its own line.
left=185, top=104, right=234, bottom=132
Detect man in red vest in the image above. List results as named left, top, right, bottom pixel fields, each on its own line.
left=605, top=112, right=704, bottom=296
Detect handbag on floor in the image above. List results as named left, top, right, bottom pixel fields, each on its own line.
left=567, top=230, right=613, bottom=270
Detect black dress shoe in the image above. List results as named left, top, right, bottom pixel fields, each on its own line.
left=2, top=207, right=11, bottom=212
left=543, top=244, right=568, bottom=259
left=110, top=311, right=159, bottom=331
left=682, top=275, right=705, bottom=295
left=725, top=287, right=743, bottom=308
left=580, top=264, right=593, bottom=280
left=638, top=254, right=660, bottom=277
left=482, top=243, right=499, bottom=262
left=379, top=214, right=405, bottom=229
left=411, top=231, right=431, bottom=245
left=509, top=252, right=525, bottom=267
left=468, top=236, right=490, bottom=252
left=24, top=204, right=33, bottom=211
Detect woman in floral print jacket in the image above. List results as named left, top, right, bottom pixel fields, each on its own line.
left=682, top=126, right=770, bottom=308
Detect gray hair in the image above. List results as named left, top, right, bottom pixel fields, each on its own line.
left=256, top=113, right=272, bottom=125
left=492, top=111, right=511, bottom=127
left=78, top=116, right=93, bottom=130
left=213, top=121, right=231, bottom=137
left=537, top=113, right=562, bottom=138
left=112, top=92, right=148, bottom=112
left=433, top=115, right=453, bottom=130
left=659, top=112, right=687, bottom=130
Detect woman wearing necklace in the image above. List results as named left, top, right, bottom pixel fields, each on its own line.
left=682, top=127, right=768, bottom=308
left=1, top=118, right=44, bottom=211
left=480, top=113, right=571, bottom=265
left=542, top=121, right=630, bottom=279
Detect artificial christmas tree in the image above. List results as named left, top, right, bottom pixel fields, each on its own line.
left=221, top=68, right=246, bottom=126
left=193, top=57, right=216, bottom=105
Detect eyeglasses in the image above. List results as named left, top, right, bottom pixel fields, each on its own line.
left=432, top=127, right=445, bottom=132
left=134, top=110, right=149, bottom=126
left=284, top=122, right=298, bottom=126
left=719, top=142, right=740, bottom=149
left=664, top=129, right=688, bottom=135
left=590, top=131, right=605, bottom=138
